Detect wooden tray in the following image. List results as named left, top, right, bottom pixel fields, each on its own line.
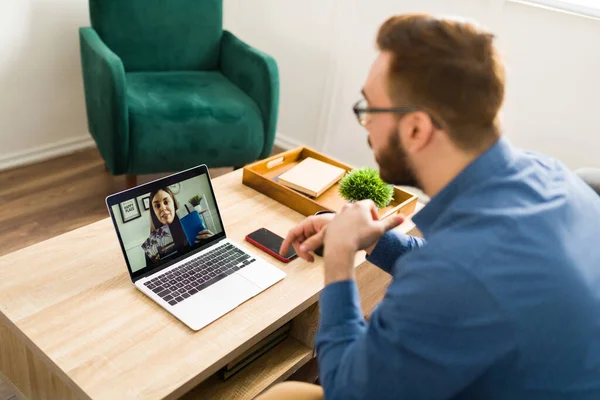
left=242, top=146, right=418, bottom=218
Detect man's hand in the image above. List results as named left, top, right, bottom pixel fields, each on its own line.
left=326, top=201, right=403, bottom=252
left=300, top=200, right=404, bottom=284
left=280, top=213, right=336, bottom=262
left=300, top=201, right=404, bottom=256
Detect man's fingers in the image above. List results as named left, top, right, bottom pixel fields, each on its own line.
left=280, top=216, right=325, bottom=256
left=281, top=227, right=310, bottom=255
left=280, top=224, right=304, bottom=255
left=292, top=240, right=311, bottom=262
left=294, top=242, right=314, bottom=262
left=299, top=230, right=326, bottom=254
left=380, top=214, right=405, bottom=232
left=359, top=199, right=377, bottom=210
left=370, top=206, right=380, bottom=221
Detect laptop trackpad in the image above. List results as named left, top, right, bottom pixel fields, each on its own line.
left=177, top=274, right=260, bottom=330
left=237, top=262, right=286, bottom=290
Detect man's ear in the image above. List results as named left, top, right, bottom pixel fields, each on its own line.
left=398, top=111, right=435, bottom=154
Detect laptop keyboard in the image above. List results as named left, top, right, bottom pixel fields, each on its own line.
left=143, top=243, right=256, bottom=306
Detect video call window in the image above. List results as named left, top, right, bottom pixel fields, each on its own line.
left=111, top=175, right=223, bottom=272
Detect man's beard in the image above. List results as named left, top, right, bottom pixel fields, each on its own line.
left=370, top=131, right=420, bottom=188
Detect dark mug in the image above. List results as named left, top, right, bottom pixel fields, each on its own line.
left=314, top=210, right=334, bottom=257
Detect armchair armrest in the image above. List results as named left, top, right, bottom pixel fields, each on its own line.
left=220, top=31, right=280, bottom=160
left=79, top=27, right=129, bottom=174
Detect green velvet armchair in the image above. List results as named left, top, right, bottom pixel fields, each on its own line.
left=79, top=0, right=279, bottom=185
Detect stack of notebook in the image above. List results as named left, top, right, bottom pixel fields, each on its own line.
left=277, top=157, right=346, bottom=198
left=219, top=322, right=292, bottom=380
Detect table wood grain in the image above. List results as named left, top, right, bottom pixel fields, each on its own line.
left=0, top=169, right=420, bottom=399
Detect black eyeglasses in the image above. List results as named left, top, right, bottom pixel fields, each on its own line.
left=352, top=99, right=442, bottom=129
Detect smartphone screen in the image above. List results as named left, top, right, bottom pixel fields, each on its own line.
left=246, top=228, right=297, bottom=260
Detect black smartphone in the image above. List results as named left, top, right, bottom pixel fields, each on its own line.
left=245, top=228, right=297, bottom=263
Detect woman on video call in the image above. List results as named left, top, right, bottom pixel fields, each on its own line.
left=147, top=187, right=213, bottom=263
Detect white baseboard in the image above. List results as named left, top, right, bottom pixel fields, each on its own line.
left=0, top=132, right=301, bottom=172
left=274, top=133, right=306, bottom=150
left=0, top=135, right=96, bottom=172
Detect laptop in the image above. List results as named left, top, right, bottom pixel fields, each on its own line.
left=106, top=165, right=286, bottom=331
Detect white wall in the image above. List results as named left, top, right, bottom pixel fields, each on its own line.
left=0, top=1, right=93, bottom=170
left=225, top=0, right=600, bottom=170
left=497, top=1, right=600, bottom=168
left=223, top=0, right=340, bottom=150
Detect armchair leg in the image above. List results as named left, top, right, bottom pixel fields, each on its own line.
left=126, top=175, right=137, bottom=189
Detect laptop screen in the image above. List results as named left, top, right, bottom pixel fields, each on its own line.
left=106, top=166, right=226, bottom=277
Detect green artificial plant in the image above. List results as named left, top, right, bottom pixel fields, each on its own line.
left=338, top=167, right=394, bottom=209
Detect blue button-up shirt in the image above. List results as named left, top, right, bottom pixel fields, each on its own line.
left=316, top=137, right=600, bottom=400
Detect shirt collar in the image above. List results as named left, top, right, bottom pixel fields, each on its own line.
left=412, top=136, right=515, bottom=237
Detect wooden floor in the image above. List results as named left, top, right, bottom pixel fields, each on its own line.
left=0, top=146, right=282, bottom=400
left=0, top=147, right=283, bottom=258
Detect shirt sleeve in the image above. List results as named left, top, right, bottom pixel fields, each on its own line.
left=366, top=230, right=426, bottom=274
left=316, top=256, right=515, bottom=400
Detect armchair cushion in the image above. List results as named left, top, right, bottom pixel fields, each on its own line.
left=126, top=71, right=264, bottom=174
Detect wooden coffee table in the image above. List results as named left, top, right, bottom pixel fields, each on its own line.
left=0, top=169, right=417, bottom=399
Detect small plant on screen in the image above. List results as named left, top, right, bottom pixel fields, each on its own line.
left=189, top=195, right=203, bottom=207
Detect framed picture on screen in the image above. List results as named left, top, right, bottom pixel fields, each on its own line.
left=119, top=198, right=141, bottom=223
